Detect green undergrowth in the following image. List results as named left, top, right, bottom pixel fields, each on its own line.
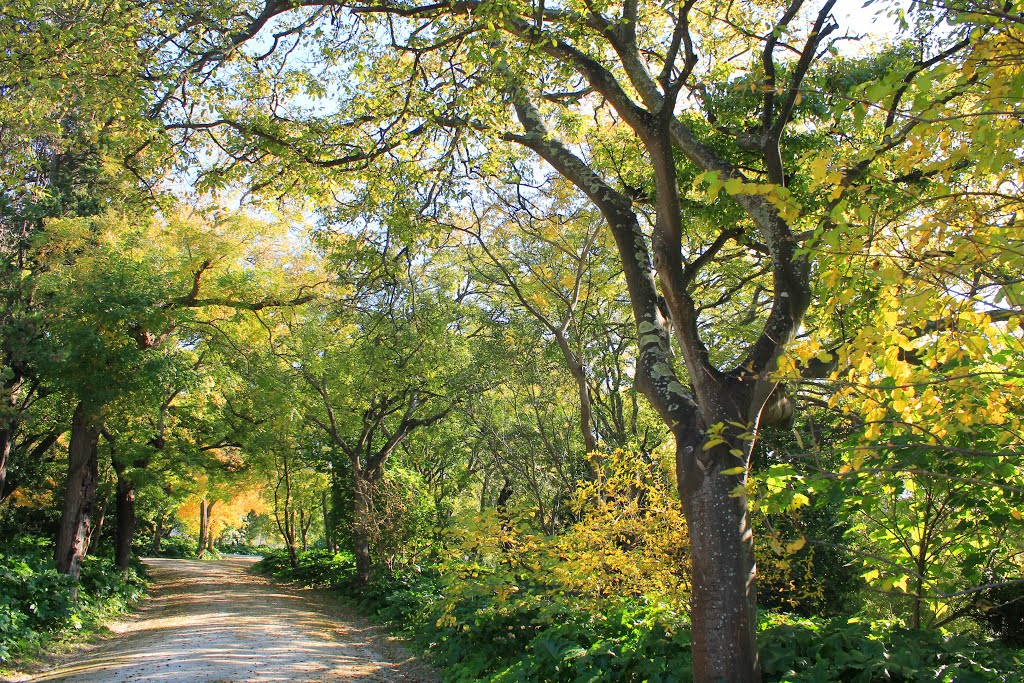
left=255, top=549, right=1023, bottom=682
left=143, top=535, right=264, bottom=560
left=255, top=548, right=358, bottom=587
left=199, top=546, right=223, bottom=560
left=142, top=535, right=198, bottom=558
left=0, top=536, right=147, bottom=668
left=217, top=541, right=274, bottom=556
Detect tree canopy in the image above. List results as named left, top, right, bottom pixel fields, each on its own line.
left=2, top=0, right=1023, bottom=680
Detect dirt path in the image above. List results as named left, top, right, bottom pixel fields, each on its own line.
left=19, top=557, right=438, bottom=683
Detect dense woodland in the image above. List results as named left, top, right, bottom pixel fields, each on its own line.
left=1, top=0, right=1023, bottom=680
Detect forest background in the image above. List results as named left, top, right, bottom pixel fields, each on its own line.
left=1, top=0, right=1024, bottom=680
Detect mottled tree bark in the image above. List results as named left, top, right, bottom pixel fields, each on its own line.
left=55, top=403, right=101, bottom=580
left=352, top=476, right=374, bottom=585
left=676, top=408, right=760, bottom=683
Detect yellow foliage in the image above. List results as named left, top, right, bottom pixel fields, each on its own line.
left=436, top=450, right=690, bottom=625
left=553, top=450, right=690, bottom=603
left=177, top=486, right=267, bottom=538
left=757, top=533, right=828, bottom=613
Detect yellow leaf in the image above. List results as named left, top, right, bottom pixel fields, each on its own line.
left=720, top=466, right=745, bottom=475
left=785, top=537, right=806, bottom=554
left=810, top=156, right=829, bottom=183
left=790, top=493, right=810, bottom=509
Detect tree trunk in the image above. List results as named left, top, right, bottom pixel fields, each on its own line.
left=0, top=428, right=12, bottom=504
left=197, top=499, right=209, bottom=559
left=204, top=500, right=217, bottom=554
left=111, top=447, right=137, bottom=569
left=115, top=477, right=136, bottom=569
left=554, top=336, right=599, bottom=456
left=55, top=402, right=101, bottom=579
left=273, top=450, right=298, bottom=568
left=153, top=513, right=164, bottom=553
left=299, top=505, right=314, bottom=552
left=548, top=330, right=601, bottom=479
left=286, top=508, right=297, bottom=567
left=0, top=373, right=23, bottom=502
left=563, top=345, right=602, bottom=482
left=352, top=475, right=373, bottom=584
left=912, top=534, right=930, bottom=630
left=321, top=489, right=334, bottom=553
left=679, top=433, right=760, bottom=683
left=479, top=469, right=490, bottom=513
left=87, top=499, right=106, bottom=555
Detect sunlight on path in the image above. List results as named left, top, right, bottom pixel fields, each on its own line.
left=29, top=557, right=437, bottom=683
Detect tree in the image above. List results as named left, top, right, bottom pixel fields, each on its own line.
left=0, top=0, right=166, bottom=500
left=32, top=207, right=319, bottom=575
left=148, top=0, right=1023, bottom=676
left=765, top=0, right=1024, bottom=633
left=162, top=1, right=828, bottom=675
left=281, top=267, right=472, bottom=582
left=462, top=180, right=664, bottom=464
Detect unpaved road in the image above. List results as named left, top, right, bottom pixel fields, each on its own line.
left=18, top=557, right=438, bottom=683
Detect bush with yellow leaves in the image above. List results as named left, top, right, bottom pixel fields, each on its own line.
left=436, top=450, right=689, bottom=621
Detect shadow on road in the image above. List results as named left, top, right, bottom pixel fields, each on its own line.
left=27, top=557, right=437, bottom=683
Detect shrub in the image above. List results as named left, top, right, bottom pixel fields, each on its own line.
left=216, top=541, right=274, bottom=556
left=146, top=535, right=197, bottom=558
left=254, top=549, right=357, bottom=587
left=365, top=467, right=437, bottom=573
left=973, top=576, right=1024, bottom=647
left=759, top=614, right=1024, bottom=683
left=0, top=537, right=146, bottom=663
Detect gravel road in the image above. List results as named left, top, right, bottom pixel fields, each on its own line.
left=17, top=556, right=438, bottom=683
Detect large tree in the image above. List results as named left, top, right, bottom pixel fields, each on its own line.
left=0, top=0, right=166, bottom=500
left=160, top=0, right=1021, bottom=678
left=34, top=208, right=319, bottom=576
left=264, top=236, right=475, bottom=582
